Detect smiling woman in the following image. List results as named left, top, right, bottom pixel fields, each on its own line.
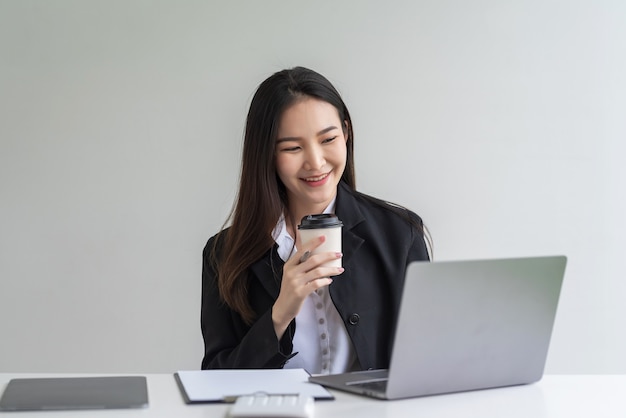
left=275, top=98, right=348, bottom=231
left=200, top=67, right=431, bottom=374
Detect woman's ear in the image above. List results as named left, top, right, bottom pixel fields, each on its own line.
left=343, top=120, right=350, bottom=142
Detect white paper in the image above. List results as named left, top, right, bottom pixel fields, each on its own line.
left=175, top=369, right=333, bottom=402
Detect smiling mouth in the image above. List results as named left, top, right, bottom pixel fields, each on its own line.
left=302, top=172, right=330, bottom=182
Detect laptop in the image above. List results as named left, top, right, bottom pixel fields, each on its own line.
left=309, top=255, right=567, bottom=400
left=0, top=376, right=149, bottom=411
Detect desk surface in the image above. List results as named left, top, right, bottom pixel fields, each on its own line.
left=1, top=374, right=625, bottom=417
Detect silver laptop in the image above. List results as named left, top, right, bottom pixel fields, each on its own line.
left=309, top=255, right=567, bottom=400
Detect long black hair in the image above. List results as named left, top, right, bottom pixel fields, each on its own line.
left=214, top=67, right=355, bottom=324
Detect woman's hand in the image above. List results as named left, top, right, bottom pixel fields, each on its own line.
left=272, top=235, right=344, bottom=340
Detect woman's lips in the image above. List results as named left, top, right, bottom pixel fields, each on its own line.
left=301, top=172, right=330, bottom=187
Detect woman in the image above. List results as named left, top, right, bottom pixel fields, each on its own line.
left=201, top=67, right=430, bottom=374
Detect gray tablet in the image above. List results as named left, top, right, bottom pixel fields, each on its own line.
left=0, top=376, right=148, bottom=411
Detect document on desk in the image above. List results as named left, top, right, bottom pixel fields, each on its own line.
left=174, top=369, right=333, bottom=403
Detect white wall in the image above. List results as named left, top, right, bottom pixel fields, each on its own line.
left=0, top=0, right=624, bottom=373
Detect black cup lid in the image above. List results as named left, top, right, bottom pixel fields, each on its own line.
left=297, top=214, right=343, bottom=229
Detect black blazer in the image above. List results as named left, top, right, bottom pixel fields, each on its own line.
left=201, top=182, right=429, bottom=370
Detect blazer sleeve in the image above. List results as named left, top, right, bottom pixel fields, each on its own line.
left=200, top=237, right=296, bottom=369
left=407, top=211, right=431, bottom=263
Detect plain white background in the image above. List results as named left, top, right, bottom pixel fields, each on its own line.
left=0, top=1, right=624, bottom=373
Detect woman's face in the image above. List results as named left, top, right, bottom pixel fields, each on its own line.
left=275, top=97, right=347, bottom=220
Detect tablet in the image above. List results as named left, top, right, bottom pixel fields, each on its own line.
left=0, top=376, right=148, bottom=411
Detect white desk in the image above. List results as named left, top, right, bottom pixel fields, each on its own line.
left=1, top=374, right=625, bottom=417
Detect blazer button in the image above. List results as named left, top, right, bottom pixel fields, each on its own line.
left=348, top=313, right=360, bottom=325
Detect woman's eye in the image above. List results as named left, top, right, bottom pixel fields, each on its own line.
left=322, top=136, right=337, bottom=144
left=281, top=146, right=300, bottom=152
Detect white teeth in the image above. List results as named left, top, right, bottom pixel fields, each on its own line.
left=304, top=173, right=328, bottom=182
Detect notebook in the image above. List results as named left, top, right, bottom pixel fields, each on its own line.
left=309, top=255, right=567, bottom=400
left=174, top=369, right=333, bottom=403
left=0, top=376, right=149, bottom=411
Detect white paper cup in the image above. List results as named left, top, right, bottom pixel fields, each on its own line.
left=298, top=214, right=343, bottom=268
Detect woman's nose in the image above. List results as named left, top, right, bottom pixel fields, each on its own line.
left=303, top=145, right=325, bottom=170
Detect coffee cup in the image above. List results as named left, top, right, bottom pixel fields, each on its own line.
left=298, top=214, right=343, bottom=268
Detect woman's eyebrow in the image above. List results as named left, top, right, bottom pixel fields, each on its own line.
left=276, top=125, right=339, bottom=143
left=317, top=125, right=339, bottom=136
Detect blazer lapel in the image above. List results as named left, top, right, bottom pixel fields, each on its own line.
left=336, top=182, right=366, bottom=269
left=249, top=245, right=283, bottom=299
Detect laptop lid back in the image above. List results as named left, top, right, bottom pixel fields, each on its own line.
left=386, top=256, right=566, bottom=400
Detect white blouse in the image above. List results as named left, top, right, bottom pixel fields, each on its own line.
left=271, top=200, right=358, bottom=375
